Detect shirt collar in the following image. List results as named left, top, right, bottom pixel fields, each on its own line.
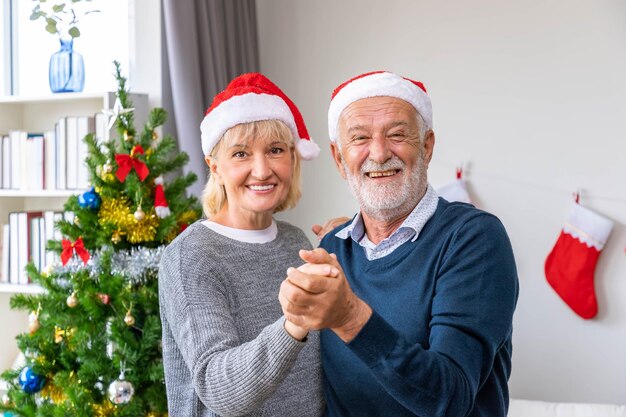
left=335, top=184, right=439, bottom=243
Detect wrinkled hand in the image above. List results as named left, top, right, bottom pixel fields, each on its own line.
left=311, top=217, right=351, bottom=240
left=279, top=248, right=372, bottom=342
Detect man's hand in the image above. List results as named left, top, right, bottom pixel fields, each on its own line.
left=311, top=217, right=351, bottom=240
left=279, top=248, right=372, bottom=342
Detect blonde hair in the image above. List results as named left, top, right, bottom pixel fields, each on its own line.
left=202, top=120, right=302, bottom=218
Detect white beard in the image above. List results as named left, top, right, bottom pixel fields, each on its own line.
left=343, top=154, right=427, bottom=222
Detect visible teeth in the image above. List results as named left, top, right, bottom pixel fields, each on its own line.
left=249, top=185, right=274, bottom=191
left=368, top=170, right=396, bottom=178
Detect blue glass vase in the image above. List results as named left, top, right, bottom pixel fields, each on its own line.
left=49, top=38, right=85, bottom=93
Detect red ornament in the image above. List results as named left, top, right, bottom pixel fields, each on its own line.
left=61, top=237, right=90, bottom=265
left=115, top=145, right=149, bottom=182
left=97, top=293, right=111, bottom=304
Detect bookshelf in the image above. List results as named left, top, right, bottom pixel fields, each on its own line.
left=0, top=91, right=148, bottom=375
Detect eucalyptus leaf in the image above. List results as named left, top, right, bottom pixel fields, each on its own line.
left=68, top=26, right=80, bottom=38
left=45, top=17, right=59, bottom=35
left=45, top=21, right=58, bottom=35
left=52, top=4, right=66, bottom=13
left=30, top=11, right=45, bottom=20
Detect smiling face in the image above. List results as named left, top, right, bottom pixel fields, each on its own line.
left=332, top=96, right=435, bottom=222
left=206, top=121, right=298, bottom=230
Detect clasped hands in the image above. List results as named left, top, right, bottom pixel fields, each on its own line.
left=279, top=248, right=372, bottom=343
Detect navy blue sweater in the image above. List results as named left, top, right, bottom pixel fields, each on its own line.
left=320, top=199, right=519, bottom=417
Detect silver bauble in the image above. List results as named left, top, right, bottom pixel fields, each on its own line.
left=107, top=377, right=134, bottom=405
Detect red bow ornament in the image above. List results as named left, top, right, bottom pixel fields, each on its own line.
left=115, top=145, right=150, bottom=182
left=61, top=237, right=90, bottom=265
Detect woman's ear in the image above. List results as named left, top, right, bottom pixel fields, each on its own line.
left=206, top=156, right=223, bottom=185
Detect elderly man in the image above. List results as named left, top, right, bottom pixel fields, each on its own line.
left=279, top=71, right=519, bottom=417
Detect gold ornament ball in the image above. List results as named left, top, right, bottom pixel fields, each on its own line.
left=123, top=131, right=133, bottom=142
left=103, top=162, right=113, bottom=173
left=134, top=207, right=145, bottom=221
left=124, top=312, right=135, bottom=326
left=67, top=292, right=78, bottom=308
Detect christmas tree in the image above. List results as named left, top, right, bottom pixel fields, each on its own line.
left=0, top=62, right=201, bottom=417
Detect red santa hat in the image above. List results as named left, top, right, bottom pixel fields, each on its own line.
left=328, top=71, right=433, bottom=142
left=154, top=175, right=171, bottom=218
left=200, top=73, right=319, bottom=160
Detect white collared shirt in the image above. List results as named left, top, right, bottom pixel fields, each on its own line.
left=335, top=184, right=439, bottom=260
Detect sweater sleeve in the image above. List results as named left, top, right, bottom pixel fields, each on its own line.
left=345, top=213, right=519, bottom=417
left=158, top=237, right=307, bottom=417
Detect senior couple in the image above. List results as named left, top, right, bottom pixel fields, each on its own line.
left=158, top=71, right=519, bottom=417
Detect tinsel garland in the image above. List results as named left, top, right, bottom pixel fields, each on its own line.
left=91, top=402, right=167, bottom=417
left=40, top=383, right=65, bottom=404
left=98, top=197, right=159, bottom=244
left=177, top=210, right=198, bottom=225
left=51, top=247, right=164, bottom=285
left=92, top=401, right=116, bottom=417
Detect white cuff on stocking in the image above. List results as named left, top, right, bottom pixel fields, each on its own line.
left=563, top=203, right=613, bottom=251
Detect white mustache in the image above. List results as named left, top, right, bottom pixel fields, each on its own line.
left=359, top=157, right=405, bottom=175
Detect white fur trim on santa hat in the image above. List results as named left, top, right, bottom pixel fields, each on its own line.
left=201, top=93, right=300, bottom=156
left=296, top=137, right=320, bottom=160
left=328, top=72, right=433, bottom=142
left=563, top=203, right=613, bottom=250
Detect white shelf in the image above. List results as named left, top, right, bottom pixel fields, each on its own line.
left=0, top=190, right=77, bottom=198
left=0, top=92, right=110, bottom=105
left=0, top=283, right=44, bottom=294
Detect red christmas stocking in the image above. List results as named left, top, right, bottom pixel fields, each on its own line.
left=437, top=169, right=472, bottom=204
left=545, top=202, right=613, bottom=319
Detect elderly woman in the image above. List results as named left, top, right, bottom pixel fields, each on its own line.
left=158, top=73, right=324, bottom=417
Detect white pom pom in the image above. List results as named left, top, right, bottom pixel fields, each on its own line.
left=296, top=138, right=320, bottom=160
left=154, top=176, right=164, bottom=185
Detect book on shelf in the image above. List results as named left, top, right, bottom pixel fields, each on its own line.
left=95, top=112, right=110, bottom=143
left=27, top=133, right=45, bottom=191
left=76, top=115, right=95, bottom=190
left=2, top=210, right=67, bottom=285
left=9, top=130, right=21, bottom=190
left=44, top=130, right=57, bottom=191
left=65, top=115, right=79, bottom=190
left=1, top=135, right=9, bottom=189
left=17, top=211, right=43, bottom=285
left=8, top=213, right=19, bottom=283
left=56, top=117, right=67, bottom=190
left=1, top=224, right=9, bottom=284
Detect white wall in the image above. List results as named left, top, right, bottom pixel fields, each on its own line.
left=257, top=0, right=626, bottom=405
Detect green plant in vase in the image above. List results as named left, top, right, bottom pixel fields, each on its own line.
left=30, top=0, right=100, bottom=93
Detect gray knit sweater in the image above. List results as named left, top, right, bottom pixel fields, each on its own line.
left=158, top=220, right=324, bottom=417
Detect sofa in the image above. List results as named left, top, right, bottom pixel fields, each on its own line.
left=509, top=399, right=626, bottom=417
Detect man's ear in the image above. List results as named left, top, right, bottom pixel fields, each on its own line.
left=422, top=130, right=435, bottom=165
left=330, top=142, right=347, bottom=179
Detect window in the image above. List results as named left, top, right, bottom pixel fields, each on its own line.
left=3, top=0, right=130, bottom=96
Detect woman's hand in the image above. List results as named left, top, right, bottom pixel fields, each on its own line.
left=283, top=320, right=309, bottom=341
left=311, top=217, right=351, bottom=240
